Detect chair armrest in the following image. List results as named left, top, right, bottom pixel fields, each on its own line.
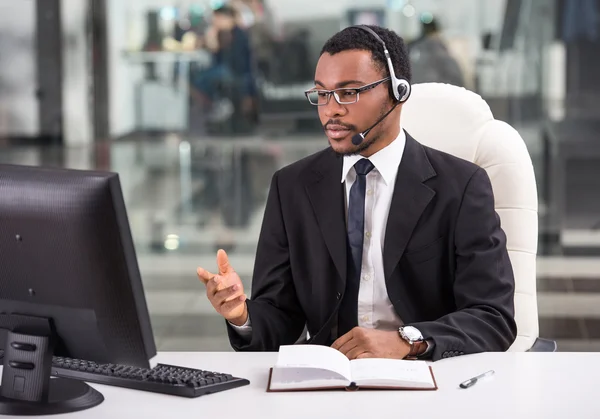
left=527, top=337, right=557, bottom=352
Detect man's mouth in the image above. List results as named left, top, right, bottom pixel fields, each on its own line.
left=325, top=124, right=352, bottom=140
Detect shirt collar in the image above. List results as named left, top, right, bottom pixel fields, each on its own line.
left=341, top=128, right=406, bottom=186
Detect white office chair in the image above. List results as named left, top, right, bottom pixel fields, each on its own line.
left=401, top=82, right=555, bottom=352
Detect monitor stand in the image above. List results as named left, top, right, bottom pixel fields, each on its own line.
left=0, top=320, right=104, bottom=416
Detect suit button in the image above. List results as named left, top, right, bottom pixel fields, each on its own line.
left=336, top=292, right=341, bottom=299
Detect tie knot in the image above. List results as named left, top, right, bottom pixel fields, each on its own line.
left=354, top=159, right=375, bottom=176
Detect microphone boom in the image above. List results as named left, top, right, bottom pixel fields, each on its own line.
left=351, top=102, right=400, bottom=146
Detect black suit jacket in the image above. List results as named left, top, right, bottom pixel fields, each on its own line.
left=228, top=132, right=517, bottom=361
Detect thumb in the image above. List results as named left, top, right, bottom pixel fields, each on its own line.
left=217, top=249, right=232, bottom=275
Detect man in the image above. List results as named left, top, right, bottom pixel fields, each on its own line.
left=197, top=25, right=517, bottom=361
left=191, top=5, right=256, bottom=122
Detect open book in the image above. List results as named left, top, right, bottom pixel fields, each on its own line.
left=267, top=344, right=437, bottom=391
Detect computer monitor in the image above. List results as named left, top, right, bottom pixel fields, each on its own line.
left=0, top=164, right=156, bottom=415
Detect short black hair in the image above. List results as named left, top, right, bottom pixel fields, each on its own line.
left=320, top=25, right=412, bottom=99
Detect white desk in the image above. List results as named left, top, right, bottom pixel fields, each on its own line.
left=5, top=352, right=600, bottom=419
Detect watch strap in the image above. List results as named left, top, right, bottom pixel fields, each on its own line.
left=408, top=340, right=427, bottom=357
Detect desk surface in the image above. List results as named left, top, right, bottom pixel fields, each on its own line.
left=5, top=352, right=600, bottom=419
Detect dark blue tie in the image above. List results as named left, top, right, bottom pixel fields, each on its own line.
left=338, top=159, right=375, bottom=337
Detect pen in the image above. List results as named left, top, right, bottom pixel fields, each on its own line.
left=459, top=370, right=495, bottom=389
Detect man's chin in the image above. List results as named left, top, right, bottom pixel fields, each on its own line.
left=328, top=135, right=376, bottom=157
left=329, top=138, right=356, bottom=156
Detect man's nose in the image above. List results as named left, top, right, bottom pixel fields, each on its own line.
left=322, top=94, right=347, bottom=118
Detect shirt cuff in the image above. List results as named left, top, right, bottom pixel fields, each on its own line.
left=417, top=339, right=435, bottom=359
left=228, top=316, right=252, bottom=338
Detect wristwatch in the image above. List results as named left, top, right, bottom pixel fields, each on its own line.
left=399, top=326, right=426, bottom=358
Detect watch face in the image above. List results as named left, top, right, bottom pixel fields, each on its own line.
left=403, top=326, right=422, bottom=341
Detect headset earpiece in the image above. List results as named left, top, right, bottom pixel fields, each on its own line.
left=396, top=78, right=411, bottom=103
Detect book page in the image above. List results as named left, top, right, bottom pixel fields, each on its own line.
left=350, top=359, right=434, bottom=388
left=269, top=367, right=349, bottom=390
left=275, top=345, right=352, bottom=382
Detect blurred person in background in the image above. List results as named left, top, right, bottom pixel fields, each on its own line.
left=232, top=0, right=277, bottom=77
left=408, top=17, right=465, bottom=87
left=190, top=5, right=256, bottom=123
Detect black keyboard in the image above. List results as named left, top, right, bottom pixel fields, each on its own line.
left=50, top=357, right=250, bottom=398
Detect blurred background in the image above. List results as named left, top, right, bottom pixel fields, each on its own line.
left=1, top=0, right=599, bottom=352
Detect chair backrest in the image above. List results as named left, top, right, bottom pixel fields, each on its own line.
left=401, top=82, right=538, bottom=352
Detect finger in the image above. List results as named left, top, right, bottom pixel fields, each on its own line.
left=212, top=274, right=226, bottom=292
left=346, top=346, right=369, bottom=360
left=214, top=284, right=244, bottom=305
left=206, top=275, right=225, bottom=297
left=337, top=339, right=359, bottom=357
left=220, top=294, right=247, bottom=314
left=331, top=329, right=353, bottom=350
left=217, top=249, right=232, bottom=275
left=197, top=267, right=216, bottom=285
left=354, top=352, right=374, bottom=360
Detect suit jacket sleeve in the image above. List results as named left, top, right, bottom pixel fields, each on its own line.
left=408, top=167, right=517, bottom=360
left=227, top=171, right=306, bottom=351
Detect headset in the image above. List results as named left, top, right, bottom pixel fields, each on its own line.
left=351, top=25, right=411, bottom=103
left=348, top=25, right=411, bottom=145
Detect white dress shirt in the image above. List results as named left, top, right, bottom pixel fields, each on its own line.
left=340, top=129, right=406, bottom=331
left=231, top=130, right=426, bottom=348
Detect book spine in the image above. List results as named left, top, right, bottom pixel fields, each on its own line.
left=345, top=382, right=359, bottom=391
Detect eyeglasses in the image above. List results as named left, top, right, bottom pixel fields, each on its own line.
left=304, top=77, right=390, bottom=106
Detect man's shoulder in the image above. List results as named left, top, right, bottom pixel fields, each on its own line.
left=412, top=139, right=494, bottom=208
left=419, top=141, right=482, bottom=183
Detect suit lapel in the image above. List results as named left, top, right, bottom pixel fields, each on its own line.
left=383, top=133, right=436, bottom=281
left=305, top=149, right=347, bottom=284
left=303, top=136, right=436, bottom=301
